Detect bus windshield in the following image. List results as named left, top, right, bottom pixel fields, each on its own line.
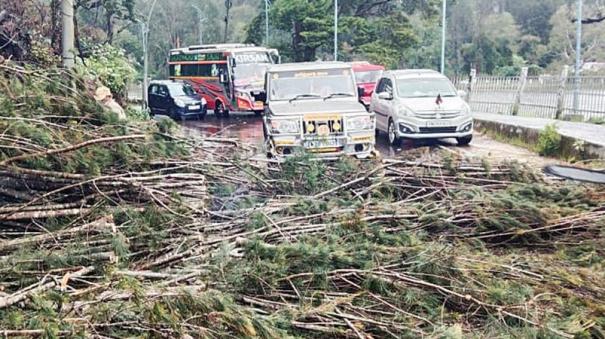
left=234, top=64, right=269, bottom=87
left=270, top=69, right=356, bottom=101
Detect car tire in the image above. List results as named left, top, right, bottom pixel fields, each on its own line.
left=457, top=135, right=473, bottom=146
left=388, top=119, right=402, bottom=147
left=198, top=109, right=207, bottom=120
left=168, top=108, right=177, bottom=121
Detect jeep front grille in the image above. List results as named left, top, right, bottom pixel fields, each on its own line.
left=303, top=118, right=344, bottom=136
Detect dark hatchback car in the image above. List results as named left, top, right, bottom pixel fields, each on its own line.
left=148, top=80, right=207, bottom=120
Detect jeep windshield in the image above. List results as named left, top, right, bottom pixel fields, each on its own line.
left=396, top=78, right=457, bottom=98
left=270, top=69, right=356, bottom=101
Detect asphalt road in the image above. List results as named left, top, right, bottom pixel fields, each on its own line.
left=177, top=113, right=555, bottom=166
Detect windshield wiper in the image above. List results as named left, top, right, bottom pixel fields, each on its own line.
left=289, top=94, right=321, bottom=103
left=323, top=93, right=355, bottom=101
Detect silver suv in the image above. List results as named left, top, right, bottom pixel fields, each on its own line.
left=370, top=69, right=473, bottom=146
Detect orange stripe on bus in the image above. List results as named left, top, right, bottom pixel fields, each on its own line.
left=168, top=61, right=228, bottom=65
left=170, top=76, right=220, bottom=80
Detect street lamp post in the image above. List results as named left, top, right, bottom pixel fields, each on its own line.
left=265, top=0, right=270, bottom=45
left=192, top=5, right=207, bottom=45
left=573, top=0, right=583, bottom=114
left=334, top=0, right=338, bottom=61
left=440, top=0, right=447, bottom=74
left=141, top=0, right=159, bottom=109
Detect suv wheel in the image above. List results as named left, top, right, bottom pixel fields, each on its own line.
left=457, top=135, right=473, bottom=146
left=388, top=119, right=402, bottom=147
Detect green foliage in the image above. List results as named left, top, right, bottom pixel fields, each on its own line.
left=76, top=44, right=136, bottom=99
left=537, top=123, right=562, bottom=156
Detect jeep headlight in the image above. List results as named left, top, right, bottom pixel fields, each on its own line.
left=270, top=119, right=300, bottom=134
left=346, top=116, right=374, bottom=131
left=174, top=98, right=186, bottom=107
left=397, top=107, right=414, bottom=117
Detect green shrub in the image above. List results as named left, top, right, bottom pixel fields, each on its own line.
left=536, top=123, right=561, bottom=156
left=76, top=44, right=136, bottom=101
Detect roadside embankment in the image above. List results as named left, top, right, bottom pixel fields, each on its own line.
left=473, top=112, right=605, bottom=160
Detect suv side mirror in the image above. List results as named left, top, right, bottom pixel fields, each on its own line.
left=378, top=92, right=393, bottom=100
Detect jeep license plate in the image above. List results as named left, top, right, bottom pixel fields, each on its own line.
left=305, top=139, right=339, bottom=148
left=188, top=105, right=201, bottom=111
left=426, top=120, right=453, bottom=127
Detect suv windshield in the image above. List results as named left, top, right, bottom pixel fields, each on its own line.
left=167, top=83, right=196, bottom=97
left=355, top=71, right=382, bottom=84
left=270, top=69, right=356, bottom=101
left=396, top=78, right=457, bottom=98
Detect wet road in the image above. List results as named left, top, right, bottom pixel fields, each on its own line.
left=178, top=114, right=555, bottom=166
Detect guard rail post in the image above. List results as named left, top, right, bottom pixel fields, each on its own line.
left=555, top=65, right=569, bottom=120
left=512, top=67, right=528, bottom=116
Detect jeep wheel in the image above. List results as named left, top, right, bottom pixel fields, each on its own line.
left=388, top=120, right=402, bottom=147
left=457, top=135, right=473, bottom=146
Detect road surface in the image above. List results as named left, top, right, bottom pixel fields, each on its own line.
left=177, top=114, right=556, bottom=166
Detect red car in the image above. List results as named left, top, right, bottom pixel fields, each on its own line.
left=350, top=62, right=385, bottom=108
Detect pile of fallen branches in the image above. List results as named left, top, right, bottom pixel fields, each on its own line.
left=1, top=63, right=604, bottom=338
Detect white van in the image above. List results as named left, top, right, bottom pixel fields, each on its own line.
left=370, top=69, right=473, bottom=146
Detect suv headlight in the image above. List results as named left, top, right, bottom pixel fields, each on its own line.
left=174, top=98, right=186, bottom=107
left=397, top=107, right=414, bottom=117
left=270, top=119, right=300, bottom=134
left=346, top=116, right=374, bottom=131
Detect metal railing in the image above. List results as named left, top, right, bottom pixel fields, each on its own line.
left=452, top=67, right=605, bottom=121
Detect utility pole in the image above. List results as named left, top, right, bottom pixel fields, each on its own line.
left=440, top=0, right=447, bottom=74
left=61, top=0, right=75, bottom=69
left=265, top=0, right=270, bottom=46
left=141, top=0, right=159, bottom=109
left=192, top=5, right=206, bottom=45
left=573, top=0, right=583, bottom=114
left=334, top=0, right=338, bottom=61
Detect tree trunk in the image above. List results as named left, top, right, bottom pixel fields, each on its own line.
left=50, top=0, right=62, bottom=55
